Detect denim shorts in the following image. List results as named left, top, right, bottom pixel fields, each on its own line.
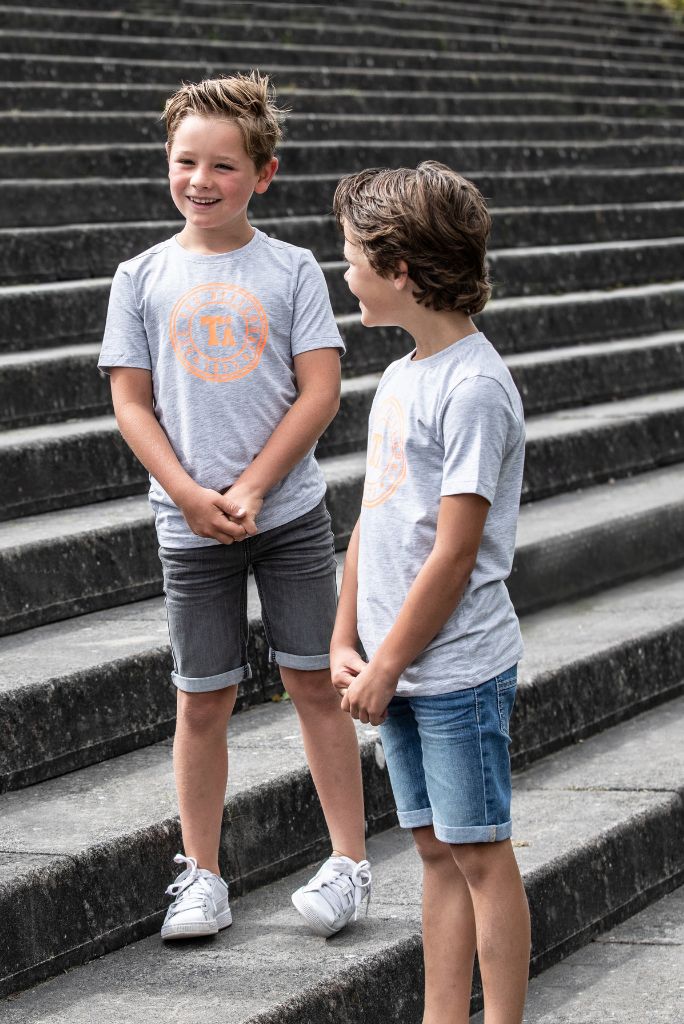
left=379, top=665, right=517, bottom=844
left=158, top=499, right=338, bottom=693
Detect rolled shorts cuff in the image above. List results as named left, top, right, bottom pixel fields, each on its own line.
left=396, top=807, right=435, bottom=829
left=433, top=819, right=513, bottom=844
left=269, top=648, right=330, bottom=671
left=171, top=664, right=252, bottom=693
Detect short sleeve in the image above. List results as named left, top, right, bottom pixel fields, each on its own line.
left=290, top=250, right=345, bottom=357
left=98, top=266, right=152, bottom=374
left=439, top=376, right=522, bottom=503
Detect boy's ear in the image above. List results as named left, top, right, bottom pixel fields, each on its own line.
left=254, top=157, right=279, bottom=194
left=393, top=259, right=410, bottom=291
left=164, top=141, right=171, bottom=164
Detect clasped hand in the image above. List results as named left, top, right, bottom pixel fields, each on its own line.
left=179, top=482, right=263, bottom=545
left=331, top=645, right=397, bottom=727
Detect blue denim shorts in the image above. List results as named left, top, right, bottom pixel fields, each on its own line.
left=379, top=666, right=517, bottom=844
left=159, top=500, right=338, bottom=692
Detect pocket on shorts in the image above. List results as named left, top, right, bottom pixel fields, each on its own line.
left=495, top=665, right=517, bottom=739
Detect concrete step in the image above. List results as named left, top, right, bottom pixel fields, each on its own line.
left=4, top=201, right=684, bottom=287
left=2, top=27, right=683, bottom=79
left=0, top=54, right=680, bottom=99
left=2, top=530, right=683, bottom=791
left=4, top=165, right=684, bottom=229
left=0, top=693, right=681, bottom=1007
left=5, top=83, right=684, bottom=120
left=473, top=885, right=684, bottom=1024
left=5, top=232, right=680, bottom=359
left=5, top=382, right=684, bottom=521
left=0, top=166, right=656, bottom=222
left=2, top=5, right=682, bottom=60
left=3, top=0, right=678, bottom=37
left=2, top=458, right=684, bottom=636
left=326, top=236, right=684, bottom=311
left=2, top=275, right=682, bottom=370
left=3, top=137, right=684, bottom=186
left=8, top=110, right=684, bottom=147
left=4, top=330, right=684, bottom=435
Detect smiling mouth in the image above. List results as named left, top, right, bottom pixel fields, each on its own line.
left=187, top=196, right=220, bottom=206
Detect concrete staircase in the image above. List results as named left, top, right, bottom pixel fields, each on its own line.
left=1, top=0, right=683, bottom=1019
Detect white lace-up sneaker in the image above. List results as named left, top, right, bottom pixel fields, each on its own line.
left=161, top=853, right=232, bottom=940
left=291, top=855, right=372, bottom=938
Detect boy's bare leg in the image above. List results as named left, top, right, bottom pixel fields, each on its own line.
left=451, top=840, right=530, bottom=1024
left=173, top=685, right=238, bottom=876
left=413, top=826, right=477, bottom=1024
left=281, top=666, right=366, bottom=862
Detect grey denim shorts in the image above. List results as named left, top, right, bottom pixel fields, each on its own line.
left=159, top=500, right=338, bottom=693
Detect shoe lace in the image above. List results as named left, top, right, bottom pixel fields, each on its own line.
left=306, top=858, right=372, bottom=922
left=164, top=853, right=214, bottom=917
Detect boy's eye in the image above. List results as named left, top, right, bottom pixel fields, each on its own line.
left=216, top=164, right=233, bottom=171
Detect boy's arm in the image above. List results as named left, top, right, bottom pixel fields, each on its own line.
left=330, top=520, right=366, bottom=692
left=110, top=367, right=254, bottom=545
left=341, top=493, right=490, bottom=725
left=222, top=347, right=341, bottom=528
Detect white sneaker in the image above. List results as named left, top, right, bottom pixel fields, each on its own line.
left=161, top=853, right=232, bottom=940
left=291, top=855, right=372, bottom=938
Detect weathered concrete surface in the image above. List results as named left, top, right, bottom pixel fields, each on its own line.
left=4, top=202, right=683, bottom=288
left=1, top=554, right=683, bottom=793
left=471, top=886, right=684, bottom=1023
left=8, top=110, right=684, bottom=146
left=3, top=461, right=684, bottom=636
left=4, top=385, right=684, bottom=518
left=4, top=137, right=684, bottom=187
left=1, top=697, right=682, bottom=1013
left=4, top=168, right=684, bottom=230
left=4, top=5, right=684, bottom=57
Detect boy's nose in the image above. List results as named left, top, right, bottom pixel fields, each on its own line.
left=190, top=167, right=212, bottom=188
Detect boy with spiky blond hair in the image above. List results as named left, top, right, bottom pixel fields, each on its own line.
left=99, top=73, right=370, bottom=941
left=332, top=162, right=530, bottom=1023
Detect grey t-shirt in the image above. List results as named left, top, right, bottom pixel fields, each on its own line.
left=357, top=331, right=525, bottom=697
left=99, top=229, right=344, bottom=547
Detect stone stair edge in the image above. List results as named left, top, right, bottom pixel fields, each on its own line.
left=2, top=459, right=684, bottom=638
left=2, top=542, right=684, bottom=794
left=5, top=382, right=684, bottom=521
left=1, top=55, right=681, bottom=99
left=5, top=85, right=684, bottom=120
left=4, top=167, right=684, bottom=229
left=4, top=201, right=684, bottom=289
left=5, top=326, right=684, bottom=434
left=2, top=25, right=684, bottom=75
left=0, top=695, right=682, bottom=1007
left=3, top=1, right=683, bottom=55
left=3, top=0, right=679, bottom=32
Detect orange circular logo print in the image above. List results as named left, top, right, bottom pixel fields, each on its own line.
left=169, top=283, right=269, bottom=382
left=362, top=396, right=407, bottom=508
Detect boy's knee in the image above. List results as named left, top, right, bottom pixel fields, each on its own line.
left=412, top=825, right=453, bottom=866
left=279, top=666, right=334, bottom=704
left=450, top=839, right=513, bottom=886
left=176, top=686, right=237, bottom=731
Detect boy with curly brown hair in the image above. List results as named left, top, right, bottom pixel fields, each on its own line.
left=331, top=162, right=530, bottom=1023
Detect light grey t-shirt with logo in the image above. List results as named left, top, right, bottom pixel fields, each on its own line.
left=357, top=331, right=525, bottom=697
left=99, top=229, right=344, bottom=547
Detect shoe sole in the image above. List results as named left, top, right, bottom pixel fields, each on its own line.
left=291, top=889, right=340, bottom=938
left=161, top=906, right=232, bottom=941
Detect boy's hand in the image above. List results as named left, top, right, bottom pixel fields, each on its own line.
left=177, top=484, right=257, bottom=545
left=220, top=482, right=264, bottom=536
left=340, top=661, right=398, bottom=727
left=330, top=644, right=367, bottom=697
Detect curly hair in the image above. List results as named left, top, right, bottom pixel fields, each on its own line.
left=162, top=71, right=285, bottom=170
left=333, top=161, right=492, bottom=315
